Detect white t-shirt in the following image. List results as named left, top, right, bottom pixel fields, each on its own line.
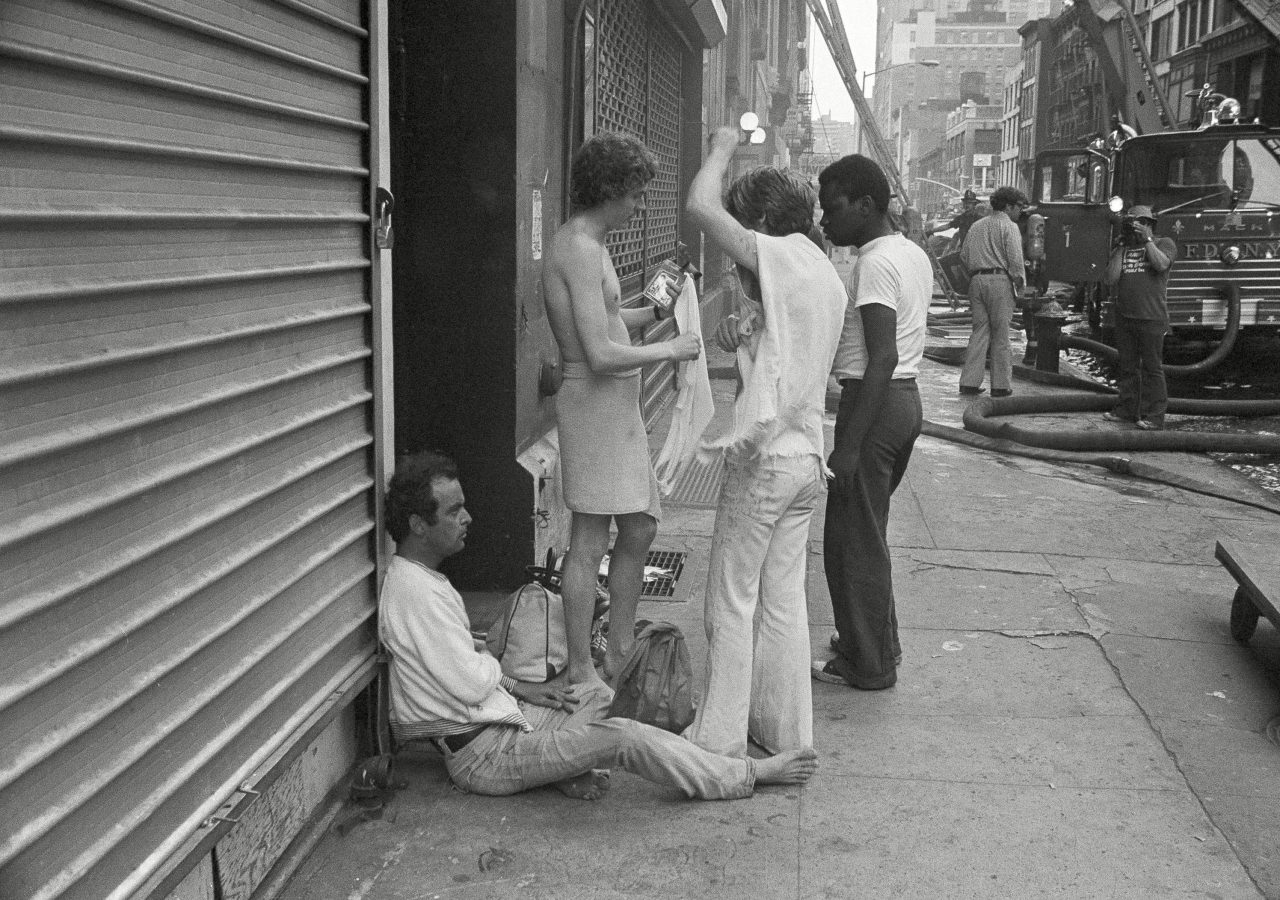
left=379, top=556, right=529, bottom=739
left=831, top=233, right=931, bottom=380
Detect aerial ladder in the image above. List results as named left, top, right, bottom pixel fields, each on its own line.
left=1072, top=0, right=1175, bottom=135
left=804, top=0, right=909, bottom=201
left=804, top=0, right=960, bottom=296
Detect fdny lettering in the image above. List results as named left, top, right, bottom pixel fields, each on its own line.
left=1182, top=241, right=1280, bottom=260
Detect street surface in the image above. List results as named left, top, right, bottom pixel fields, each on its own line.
left=280, top=334, right=1280, bottom=899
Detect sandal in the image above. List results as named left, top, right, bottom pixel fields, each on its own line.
left=810, top=657, right=897, bottom=691
left=810, top=658, right=851, bottom=685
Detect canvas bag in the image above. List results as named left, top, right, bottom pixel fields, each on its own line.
left=606, top=621, right=696, bottom=734
left=485, top=553, right=568, bottom=682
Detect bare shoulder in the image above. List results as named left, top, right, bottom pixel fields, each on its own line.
left=547, top=222, right=603, bottom=273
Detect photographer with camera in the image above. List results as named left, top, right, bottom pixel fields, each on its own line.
left=1103, top=205, right=1176, bottom=430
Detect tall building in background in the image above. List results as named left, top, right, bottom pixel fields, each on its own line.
left=869, top=0, right=1066, bottom=195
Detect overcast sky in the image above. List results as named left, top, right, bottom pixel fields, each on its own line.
left=807, top=0, right=879, bottom=124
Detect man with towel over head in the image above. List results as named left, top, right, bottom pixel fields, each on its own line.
left=683, top=125, right=847, bottom=758
left=543, top=132, right=703, bottom=688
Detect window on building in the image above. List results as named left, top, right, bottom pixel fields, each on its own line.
left=1176, top=0, right=1215, bottom=51
left=1151, top=14, right=1171, bottom=61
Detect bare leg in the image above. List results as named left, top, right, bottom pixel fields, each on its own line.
left=563, top=512, right=612, bottom=686
left=754, top=748, right=818, bottom=785
left=603, top=512, right=657, bottom=679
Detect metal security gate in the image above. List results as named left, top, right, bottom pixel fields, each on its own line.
left=0, top=1, right=386, bottom=897
left=590, top=0, right=685, bottom=426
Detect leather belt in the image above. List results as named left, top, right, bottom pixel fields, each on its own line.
left=970, top=268, right=1004, bottom=275
left=437, top=726, right=487, bottom=753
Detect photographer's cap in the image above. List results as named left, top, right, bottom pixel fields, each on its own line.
left=1128, top=204, right=1157, bottom=222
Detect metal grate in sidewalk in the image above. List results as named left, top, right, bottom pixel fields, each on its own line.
left=598, top=549, right=687, bottom=599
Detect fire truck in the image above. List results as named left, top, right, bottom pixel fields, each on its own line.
left=1028, top=0, right=1280, bottom=357
left=1033, top=88, right=1280, bottom=349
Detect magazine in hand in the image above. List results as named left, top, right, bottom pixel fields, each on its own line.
left=643, top=260, right=686, bottom=313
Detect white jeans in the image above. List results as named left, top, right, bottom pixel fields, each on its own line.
left=686, top=453, right=820, bottom=757
left=442, top=684, right=755, bottom=800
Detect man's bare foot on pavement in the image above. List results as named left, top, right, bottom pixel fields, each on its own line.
left=755, top=748, right=818, bottom=785
left=555, top=768, right=611, bottom=800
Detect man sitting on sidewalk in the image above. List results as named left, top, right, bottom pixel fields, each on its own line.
left=378, top=450, right=818, bottom=801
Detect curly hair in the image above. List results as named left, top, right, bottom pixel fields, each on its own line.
left=725, top=167, right=818, bottom=237
left=569, top=132, right=657, bottom=211
left=817, top=154, right=892, bottom=214
left=384, top=450, right=459, bottom=543
left=989, top=186, right=1029, bottom=212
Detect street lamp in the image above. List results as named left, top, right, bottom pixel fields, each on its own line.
left=915, top=177, right=964, bottom=196
left=738, top=111, right=766, bottom=145
left=857, top=60, right=939, bottom=154
left=860, top=59, right=940, bottom=95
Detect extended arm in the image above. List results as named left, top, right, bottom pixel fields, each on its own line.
left=619, top=305, right=663, bottom=330
left=686, top=126, right=759, bottom=273
left=555, top=235, right=695, bottom=373
left=508, top=673, right=579, bottom=711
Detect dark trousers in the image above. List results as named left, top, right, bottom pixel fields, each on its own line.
left=1112, top=316, right=1167, bottom=424
left=824, top=379, right=922, bottom=683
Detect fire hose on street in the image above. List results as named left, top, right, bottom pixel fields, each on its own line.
left=1060, top=283, right=1244, bottom=378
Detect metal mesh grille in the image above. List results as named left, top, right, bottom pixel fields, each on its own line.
left=597, top=0, right=648, bottom=284
left=599, top=550, right=688, bottom=599
left=594, top=0, right=682, bottom=292
left=645, top=37, right=682, bottom=272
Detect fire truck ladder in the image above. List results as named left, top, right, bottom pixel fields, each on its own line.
left=804, top=0, right=960, bottom=296
left=1074, top=0, right=1175, bottom=132
left=804, top=0, right=906, bottom=199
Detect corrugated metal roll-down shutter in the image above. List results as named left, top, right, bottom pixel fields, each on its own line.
left=0, top=1, right=381, bottom=897
left=592, top=0, right=684, bottom=427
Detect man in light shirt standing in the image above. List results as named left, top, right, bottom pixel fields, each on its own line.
left=812, top=155, right=931, bottom=692
left=958, top=186, right=1030, bottom=398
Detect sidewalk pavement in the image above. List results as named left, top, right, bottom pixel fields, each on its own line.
left=281, top=333, right=1280, bottom=900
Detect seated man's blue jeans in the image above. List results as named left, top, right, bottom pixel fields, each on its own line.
left=442, top=684, right=755, bottom=800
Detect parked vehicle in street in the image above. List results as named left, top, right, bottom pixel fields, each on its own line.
left=1032, top=88, right=1280, bottom=364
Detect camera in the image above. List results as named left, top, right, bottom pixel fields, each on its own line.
left=1118, top=215, right=1149, bottom=246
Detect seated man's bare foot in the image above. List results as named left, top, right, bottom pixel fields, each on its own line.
left=555, top=768, right=611, bottom=801
left=754, top=748, right=818, bottom=785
